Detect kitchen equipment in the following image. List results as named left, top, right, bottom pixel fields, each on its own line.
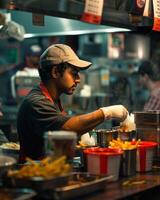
left=4, top=173, right=71, bottom=191
left=0, top=188, right=36, bottom=200
left=120, top=148, right=137, bottom=177
left=118, top=130, right=137, bottom=141
left=136, top=141, right=158, bottom=172
left=0, top=148, right=19, bottom=161
left=95, top=128, right=119, bottom=147
left=0, top=155, right=16, bottom=178
left=52, top=172, right=112, bottom=200
left=1, top=0, right=152, bottom=34
left=134, top=111, right=160, bottom=128
left=84, top=148, right=123, bottom=181
left=134, top=111, right=160, bottom=163
left=0, top=142, right=20, bottom=161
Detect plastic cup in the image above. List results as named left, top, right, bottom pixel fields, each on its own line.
left=44, top=131, right=77, bottom=163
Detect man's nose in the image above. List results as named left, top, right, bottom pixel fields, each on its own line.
left=75, top=74, right=80, bottom=83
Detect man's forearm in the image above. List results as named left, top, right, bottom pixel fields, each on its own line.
left=62, top=109, right=104, bottom=134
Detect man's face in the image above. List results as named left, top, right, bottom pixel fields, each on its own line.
left=137, top=0, right=145, bottom=8
left=26, top=55, right=40, bottom=68
left=57, top=66, right=81, bottom=95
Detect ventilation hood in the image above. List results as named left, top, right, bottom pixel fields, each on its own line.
left=0, top=0, right=153, bottom=38
left=10, top=10, right=131, bottom=38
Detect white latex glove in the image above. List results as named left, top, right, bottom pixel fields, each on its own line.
left=100, top=105, right=128, bottom=121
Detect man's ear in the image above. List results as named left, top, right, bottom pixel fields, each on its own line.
left=51, top=67, right=60, bottom=78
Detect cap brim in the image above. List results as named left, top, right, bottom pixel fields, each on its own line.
left=67, top=59, right=92, bottom=70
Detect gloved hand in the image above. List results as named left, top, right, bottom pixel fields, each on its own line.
left=120, top=113, right=136, bottom=131
left=100, top=105, right=128, bottom=121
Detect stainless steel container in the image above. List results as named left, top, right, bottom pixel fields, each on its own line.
left=0, top=155, right=16, bottom=178
left=118, top=130, right=137, bottom=141
left=120, top=148, right=137, bottom=177
left=95, top=129, right=118, bottom=147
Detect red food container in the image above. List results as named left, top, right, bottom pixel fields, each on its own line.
left=84, top=148, right=123, bottom=181
left=136, top=141, right=158, bottom=172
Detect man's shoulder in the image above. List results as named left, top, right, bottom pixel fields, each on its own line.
left=152, top=86, right=160, bottom=97
left=26, top=86, right=46, bottom=104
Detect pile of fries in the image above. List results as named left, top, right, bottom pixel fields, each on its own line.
left=109, top=138, right=141, bottom=150
left=8, top=155, right=71, bottom=179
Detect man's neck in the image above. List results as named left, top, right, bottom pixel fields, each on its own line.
left=147, top=80, right=160, bottom=92
left=46, top=81, right=60, bottom=102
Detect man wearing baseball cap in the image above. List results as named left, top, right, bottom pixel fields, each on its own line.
left=17, top=44, right=128, bottom=162
left=10, top=44, right=42, bottom=101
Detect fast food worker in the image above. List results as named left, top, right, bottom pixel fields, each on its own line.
left=17, top=44, right=128, bottom=162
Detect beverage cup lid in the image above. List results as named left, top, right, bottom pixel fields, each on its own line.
left=45, top=131, right=77, bottom=140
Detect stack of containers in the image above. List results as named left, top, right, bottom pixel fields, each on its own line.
left=83, top=111, right=158, bottom=180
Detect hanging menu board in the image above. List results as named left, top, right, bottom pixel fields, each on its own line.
left=81, top=0, right=104, bottom=24
left=143, top=0, right=151, bottom=17
left=152, top=0, right=160, bottom=31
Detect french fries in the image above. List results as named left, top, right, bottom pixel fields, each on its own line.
left=78, top=141, right=86, bottom=147
left=109, top=138, right=141, bottom=150
left=8, top=155, right=71, bottom=179
left=122, top=178, right=146, bottom=187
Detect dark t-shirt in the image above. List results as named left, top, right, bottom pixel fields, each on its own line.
left=17, top=85, right=71, bottom=161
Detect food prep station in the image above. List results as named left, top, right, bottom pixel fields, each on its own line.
left=0, top=111, right=159, bottom=199
left=0, top=0, right=160, bottom=199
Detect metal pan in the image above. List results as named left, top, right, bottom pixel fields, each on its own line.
left=0, top=147, right=20, bottom=161
left=3, top=173, right=70, bottom=191
left=52, top=172, right=112, bottom=200
left=0, top=188, right=36, bottom=200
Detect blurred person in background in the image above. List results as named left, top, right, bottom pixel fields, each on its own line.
left=17, top=44, right=42, bottom=75
left=17, top=44, right=128, bottom=162
left=138, top=60, right=160, bottom=111
left=10, top=44, right=42, bottom=101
